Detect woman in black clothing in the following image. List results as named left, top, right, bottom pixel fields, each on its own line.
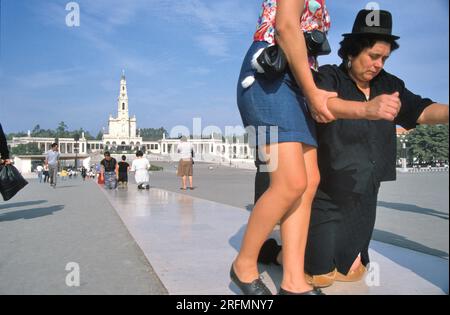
left=256, top=9, right=449, bottom=288
left=117, top=155, right=130, bottom=188
left=0, top=123, right=11, bottom=165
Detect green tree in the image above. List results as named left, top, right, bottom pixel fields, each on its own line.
left=6, top=131, right=27, bottom=140
left=56, top=121, right=69, bottom=138
left=139, top=127, right=168, bottom=141
left=96, top=130, right=104, bottom=140
left=10, top=143, right=42, bottom=156
left=406, top=125, right=449, bottom=164
left=32, top=124, right=41, bottom=135
left=32, top=126, right=56, bottom=138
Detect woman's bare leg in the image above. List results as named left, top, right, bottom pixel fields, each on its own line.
left=233, top=142, right=308, bottom=283
left=350, top=254, right=362, bottom=271
left=279, top=145, right=320, bottom=292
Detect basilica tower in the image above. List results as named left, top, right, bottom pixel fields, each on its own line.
left=118, top=70, right=129, bottom=120
left=102, top=71, right=142, bottom=149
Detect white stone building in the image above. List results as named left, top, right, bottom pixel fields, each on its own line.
left=9, top=71, right=255, bottom=172
left=102, top=71, right=143, bottom=149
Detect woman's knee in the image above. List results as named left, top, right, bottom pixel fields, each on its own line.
left=307, top=170, right=321, bottom=193
left=273, top=177, right=308, bottom=202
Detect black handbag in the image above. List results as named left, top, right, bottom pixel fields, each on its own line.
left=256, top=45, right=288, bottom=80
left=256, top=30, right=331, bottom=79
left=0, top=164, right=28, bottom=201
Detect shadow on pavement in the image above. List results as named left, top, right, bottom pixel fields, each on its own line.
left=372, top=229, right=449, bottom=259
left=370, top=238, right=449, bottom=293
left=377, top=201, right=448, bottom=220
left=0, top=205, right=65, bottom=222
left=0, top=200, right=47, bottom=210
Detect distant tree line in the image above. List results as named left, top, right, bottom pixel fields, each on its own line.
left=10, top=143, right=42, bottom=156
left=7, top=122, right=95, bottom=141
left=139, top=127, right=168, bottom=141
left=7, top=123, right=169, bottom=143
left=397, top=124, right=449, bottom=165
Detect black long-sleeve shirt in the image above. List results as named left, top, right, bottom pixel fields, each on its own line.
left=313, top=64, right=434, bottom=194
left=0, top=123, right=10, bottom=160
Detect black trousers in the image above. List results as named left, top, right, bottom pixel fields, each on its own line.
left=305, top=185, right=379, bottom=275
left=253, top=159, right=380, bottom=276
left=254, top=157, right=270, bottom=204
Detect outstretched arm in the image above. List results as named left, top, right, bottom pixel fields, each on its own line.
left=417, top=104, right=449, bottom=125
left=326, top=93, right=402, bottom=121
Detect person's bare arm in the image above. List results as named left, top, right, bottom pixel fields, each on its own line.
left=417, top=104, right=449, bottom=125
left=327, top=92, right=402, bottom=121
left=276, top=0, right=336, bottom=123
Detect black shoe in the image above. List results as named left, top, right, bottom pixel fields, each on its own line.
left=230, top=265, right=272, bottom=295
left=145, top=185, right=150, bottom=190
left=278, top=287, right=324, bottom=295
left=258, top=239, right=282, bottom=265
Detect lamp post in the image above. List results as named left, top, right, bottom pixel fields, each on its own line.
left=229, top=146, right=232, bottom=167
left=399, top=136, right=408, bottom=171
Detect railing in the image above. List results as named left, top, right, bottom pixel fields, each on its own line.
left=398, top=167, right=449, bottom=173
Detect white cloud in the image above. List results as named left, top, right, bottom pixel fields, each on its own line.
left=196, top=35, right=229, bottom=57
left=187, top=67, right=212, bottom=75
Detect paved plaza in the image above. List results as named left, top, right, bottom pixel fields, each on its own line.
left=0, top=163, right=448, bottom=295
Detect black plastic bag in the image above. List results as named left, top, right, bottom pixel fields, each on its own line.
left=0, top=164, right=28, bottom=201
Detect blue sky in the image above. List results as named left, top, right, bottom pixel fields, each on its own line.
left=0, top=0, right=448, bottom=135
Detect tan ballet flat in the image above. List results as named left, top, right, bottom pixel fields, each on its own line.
left=305, top=269, right=337, bottom=288
left=335, top=264, right=366, bottom=282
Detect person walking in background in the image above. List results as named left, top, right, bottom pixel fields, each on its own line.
left=0, top=123, right=11, bottom=165
left=43, top=164, right=50, bottom=183
left=177, top=136, right=194, bottom=191
left=45, top=143, right=60, bottom=188
left=100, top=151, right=118, bottom=190
left=131, top=151, right=150, bottom=190
left=118, top=155, right=130, bottom=188
left=60, top=169, right=68, bottom=181
left=81, top=166, right=87, bottom=181
left=36, top=164, right=44, bottom=183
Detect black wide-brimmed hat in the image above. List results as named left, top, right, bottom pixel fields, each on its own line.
left=342, top=9, right=400, bottom=40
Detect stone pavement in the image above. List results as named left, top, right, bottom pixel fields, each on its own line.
left=1, top=166, right=448, bottom=295
left=149, top=162, right=449, bottom=259
left=0, top=178, right=167, bottom=295
left=102, top=185, right=448, bottom=295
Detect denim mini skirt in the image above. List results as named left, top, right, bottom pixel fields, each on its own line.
left=237, top=41, right=317, bottom=148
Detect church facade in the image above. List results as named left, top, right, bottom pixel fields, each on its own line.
left=102, top=72, right=143, bottom=149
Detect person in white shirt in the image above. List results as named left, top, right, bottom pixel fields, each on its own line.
left=176, top=136, right=194, bottom=190
left=131, top=150, right=150, bottom=190
left=45, top=143, right=60, bottom=188
left=36, top=165, right=44, bottom=183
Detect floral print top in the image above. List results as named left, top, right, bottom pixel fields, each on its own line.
left=253, top=0, right=331, bottom=69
